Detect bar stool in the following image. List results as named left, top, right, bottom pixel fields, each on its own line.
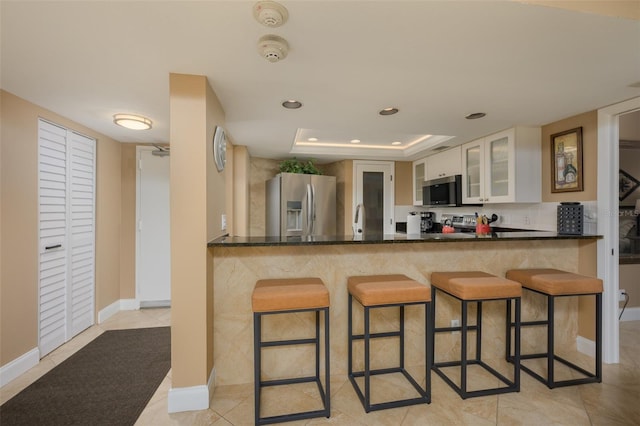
left=252, top=277, right=330, bottom=425
left=430, top=271, right=522, bottom=399
left=347, top=274, right=431, bottom=412
left=505, top=268, right=602, bottom=388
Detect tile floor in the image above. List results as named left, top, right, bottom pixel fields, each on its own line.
left=2, top=309, right=638, bottom=425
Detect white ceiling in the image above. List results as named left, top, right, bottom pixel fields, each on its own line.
left=2, top=1, right=639, bottom=162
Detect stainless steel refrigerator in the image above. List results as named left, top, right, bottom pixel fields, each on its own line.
left=266, top=173, right=336, bottom=238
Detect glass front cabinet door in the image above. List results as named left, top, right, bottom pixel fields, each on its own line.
left=462, top=127, right=540, bottom=204
left=485, top=128, right=515, bottom=203
left=412, top=158, right=426, bottom=205
left=461, top=139, right=485, bottom=204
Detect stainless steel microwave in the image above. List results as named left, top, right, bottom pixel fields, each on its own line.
left=422, top=175, right=462, bottom=207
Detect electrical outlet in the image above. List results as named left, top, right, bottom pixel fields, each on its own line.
left=619, top=289, right=626, bottom=302
left=523, top=215, right=531, bottom=225
left=221, top=214, right=227, bottom=231
left=451, top=319, right=460, bottom=334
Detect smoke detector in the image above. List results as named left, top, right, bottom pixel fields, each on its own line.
left=253, top=1, right=289, bottom=27
left=257, top=35, right=289, bottom=62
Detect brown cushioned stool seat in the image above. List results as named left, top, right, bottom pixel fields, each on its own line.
left=252, top=277, right=330, bottom=425
left=347, top=274, right=431, bottom=412
left=253, top=277, right=330, bottom=312
left=348, top=274, right=431, bottom=306
left=505, top=269, right=602, bottom=389
left=431, top=271, right=522, bottom=300
left=430, top=271, right=521, bottom=399
left=505, top=268, right=603, bottom=296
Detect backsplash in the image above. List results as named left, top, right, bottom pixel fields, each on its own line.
left=395, top=201, right=597, bottom=234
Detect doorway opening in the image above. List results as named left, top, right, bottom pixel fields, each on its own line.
left=136, top=146, right=171, bottom=307
left=617, top=111, right=640, bottom=325
left=597, top=96, right=640, bottom=364
left=353, top=160, right=395, bottom=236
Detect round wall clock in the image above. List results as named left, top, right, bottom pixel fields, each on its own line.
left=213, top=125, right=226, bottom=172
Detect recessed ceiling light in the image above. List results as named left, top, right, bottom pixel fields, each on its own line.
left=113, top=114, right=152, bottom=130
left=308, top=137, right=318, bottom=142
left=350, top=139, right=361, bottom=144
left=391, top=141, right=402, bottom=146
left=465, top=112, right=486, bottom=120
left=282, top=100, right=302, bottom=109
left=379, top=107, right=399, bottom=116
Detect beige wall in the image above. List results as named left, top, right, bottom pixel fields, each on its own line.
left=542, top=110, right=600, bottom=339
left=0, top=90, right=121, bottom=367
left=395, top=161, right=413, bottom=205
left=169, top=74, right=226, bottom=388
left=541, top=110, right=598, bottom=202
left=321, top=160, right=352, bottom=235
left=120, top=144, right=137, bottom=299
left=96, top=135, right=123, bottom=312
left=249, top=157, right=280, bottom=236
left=233, top=146, right=251, bottom=237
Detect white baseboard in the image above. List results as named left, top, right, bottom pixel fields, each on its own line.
left=619, top=306, right=640, bottom=322
left=98, top=299, right=140, bottom=324
left=576, top=335, right=595, bottom=357
left=167, top=368, right=216, bottom=413
left=120, top=298, right=140, bottom=311
left=98, top=300, right=121, bottom=324
left=0, top=347, right=40, bottom=388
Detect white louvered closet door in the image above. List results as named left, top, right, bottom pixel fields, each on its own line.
left=38, top=119, right=95, bottom=357
left=68, top=132, right=96, bottom=337
left=38, top=120, right=69, bottom=357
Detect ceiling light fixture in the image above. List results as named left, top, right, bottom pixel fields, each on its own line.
left=465, top=112, right=486, bottom=120
left=253, top=1, right=289, bottom=27
left=379, top=107, right=399, bottom=116
left=350, top=139, right=361, bottom=144
left=282, top=99, right=302, bottom=109
left=113, top=114, right=152, bottom=130
left=391, top=141, right=402, bottom=146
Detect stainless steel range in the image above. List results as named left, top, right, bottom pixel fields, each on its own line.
left=440, top=214, right=501, bottom=232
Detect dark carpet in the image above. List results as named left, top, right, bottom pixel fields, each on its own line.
left=0, top=327, right=171, bottom=426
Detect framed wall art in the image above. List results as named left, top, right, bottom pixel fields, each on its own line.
left=619, top=169, right=640, bottom=202
left=551, top=127, right=583, bottom=193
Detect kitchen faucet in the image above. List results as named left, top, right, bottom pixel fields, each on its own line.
left=353, top=204, right=365, bottom=235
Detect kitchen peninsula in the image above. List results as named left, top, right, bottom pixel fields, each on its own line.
left=208, top=232, right=600, bottom=386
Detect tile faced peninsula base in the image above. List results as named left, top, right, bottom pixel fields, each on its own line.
left=213, top=240, right=581, bottom=386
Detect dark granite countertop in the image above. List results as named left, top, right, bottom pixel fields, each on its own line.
left=208, top=231, right=601, bottom=247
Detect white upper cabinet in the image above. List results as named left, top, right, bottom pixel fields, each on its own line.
left=462, top=127, right=541, bottom=204
left=426, top=146, right=462, bottom=180
left=412, top=146, right=463, bottom=205
left=412, top=158, right=427, bottom=205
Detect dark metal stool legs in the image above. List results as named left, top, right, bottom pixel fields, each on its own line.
left=254, top=307, right=330, bottom=425
left=432, top=286, right=521, bottom=399
left=348, top=294, right=431, bottom=412
left=508, top=289, right=602, bottom=388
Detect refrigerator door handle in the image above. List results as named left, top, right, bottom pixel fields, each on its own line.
left=310, top=183, right=317, bottom=235
left=305, top=183, right=313, bottom=235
